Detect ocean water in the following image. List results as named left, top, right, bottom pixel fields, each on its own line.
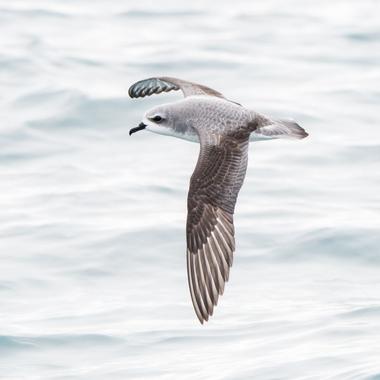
left=1, top=0, right=380, bottom=379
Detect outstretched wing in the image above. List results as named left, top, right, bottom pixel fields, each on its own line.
left=187, top=132, right=250, bottom=323
left=128, top=76, right=226, bottom=99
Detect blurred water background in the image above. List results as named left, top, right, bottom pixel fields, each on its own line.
left=1, top=0, right=380, bottom=379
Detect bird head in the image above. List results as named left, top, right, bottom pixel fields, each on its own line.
left=129, top=100, right=199, bottom=142
left=129, top=105, right=174, bottom=137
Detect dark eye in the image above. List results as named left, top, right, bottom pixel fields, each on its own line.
left=152, top=115, right=162, bottom=123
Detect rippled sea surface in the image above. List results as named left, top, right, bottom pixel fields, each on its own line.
left=1, top=1, right=380, bottom=379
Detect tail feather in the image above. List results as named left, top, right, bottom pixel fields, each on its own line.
left=250, top=113, right=308, bottom=141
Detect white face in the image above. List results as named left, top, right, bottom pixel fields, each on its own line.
left=143, top=110, right=174, bottom=137
left=140, top=103, right=199, bottom=143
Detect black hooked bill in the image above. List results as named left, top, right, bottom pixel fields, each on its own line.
left=129, top=122, right=146, bottom=136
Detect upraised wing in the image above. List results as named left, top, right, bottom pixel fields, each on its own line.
left=128, top=76, right=226, bottom=99
left=187, top=132, right=250, bottom=323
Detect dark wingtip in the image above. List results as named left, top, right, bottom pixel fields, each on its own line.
left=128, top=77, right=180, bottom=99
left=299, top=128, right=309, bottom=139
left=128, top=88, right=134, bottom=98
left=197, top=315, right=205, bottom=325
left=127, top=82, right=139, bottom=99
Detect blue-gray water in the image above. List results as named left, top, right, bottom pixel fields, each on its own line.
left=1, top=1, right=380, bottom=379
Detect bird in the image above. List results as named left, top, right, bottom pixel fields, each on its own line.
left=128, top=76, right=308, bottom=324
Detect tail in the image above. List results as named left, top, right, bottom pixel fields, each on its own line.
left=249, top=113, right=308, bottom=141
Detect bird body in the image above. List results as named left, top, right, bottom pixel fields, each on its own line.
left=141, top=95, right=306, bottom=144
left=128, top=77, right=308, bottom=323
left=142, top=96, right=248, bottom=143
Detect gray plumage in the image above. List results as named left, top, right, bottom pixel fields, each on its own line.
left=128, top=77, right=308, bottom=323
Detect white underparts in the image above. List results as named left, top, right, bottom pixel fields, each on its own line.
left=249, top=132, right=277, bottom=141
left=145, top=120, right=199, bottom=142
